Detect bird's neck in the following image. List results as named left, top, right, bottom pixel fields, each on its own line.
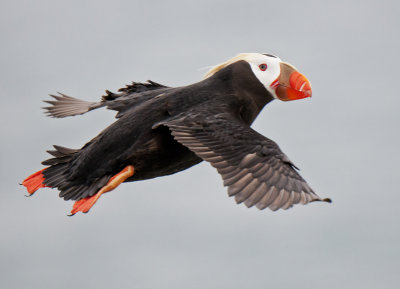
left=206, top=61, right=274, bottom=122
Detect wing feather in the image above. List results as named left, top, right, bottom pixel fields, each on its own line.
left=160, top=110, right=330, bottom=211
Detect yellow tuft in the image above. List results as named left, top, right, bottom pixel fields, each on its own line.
left=203, top=53, right=258, bottom=79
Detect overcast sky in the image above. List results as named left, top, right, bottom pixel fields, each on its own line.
left=1, top=0, right=399, bottom=288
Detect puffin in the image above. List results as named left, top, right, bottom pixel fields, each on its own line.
left=22, top=53, right=331, bottom=215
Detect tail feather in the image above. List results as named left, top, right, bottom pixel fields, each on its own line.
left=23, top=145, right=111, bottom=201
left=60, top=175, right=109, bottom=200
left=22, top=143, right=135, bottom=215
left=77, top=179, right=107, bottom=200
left=44, top=164, right=70, bottom=187
left=41, top=145, right=79, bottom=166
left=42, top=157, right=71, bottom=166
left=46, top=145, right=79, bottom=158
left=63, top=185, right=89, bottom=201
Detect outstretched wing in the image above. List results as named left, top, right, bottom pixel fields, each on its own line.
left=43, top=92, right=102, bottom=118
left=159, top=110, right=330, bottom=211
left=43, top=80, right=170, bottom=118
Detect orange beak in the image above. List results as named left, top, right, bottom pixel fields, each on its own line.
left=270, top=62, right=312, bottom=101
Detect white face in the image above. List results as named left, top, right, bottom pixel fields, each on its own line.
left=205, top=53, right=311, bottom=102
left=244, top=53, right=282, bottom=99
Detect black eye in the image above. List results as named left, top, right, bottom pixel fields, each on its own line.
left=259, top=63, right=267, bottom=71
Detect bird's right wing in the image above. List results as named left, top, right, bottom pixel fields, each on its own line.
left=158, top=109, right=331, bottom=211
left=43, top=80, right=170, bottom=118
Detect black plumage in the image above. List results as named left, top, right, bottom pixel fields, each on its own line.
left=25, top=56, right=330, bottom=213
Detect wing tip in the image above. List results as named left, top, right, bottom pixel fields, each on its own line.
left=42, top=92, right=100, bottom=118
left=322, top=197, right=332, bottom=203
left=310, top=196, right=332, bottom=203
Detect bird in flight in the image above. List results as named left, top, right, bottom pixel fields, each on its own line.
left=22, top=53, right=331, bottom=215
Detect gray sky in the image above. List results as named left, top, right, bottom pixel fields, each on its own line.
left=1, top=0, right=399, bottom=288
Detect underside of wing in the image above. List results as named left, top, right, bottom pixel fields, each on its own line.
left=159, top=109, right=331, bottom=211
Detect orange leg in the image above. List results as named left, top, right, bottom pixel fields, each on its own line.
left=69, top=165, right=134, bottom=216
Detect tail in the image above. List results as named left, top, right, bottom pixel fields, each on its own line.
left=43, top=93, right=103, bottom=118
left=22, top=145, right=129, bottom=216
left=22, top=145, right=110, bottom=201
left=22, top=145, right=78, bottom=195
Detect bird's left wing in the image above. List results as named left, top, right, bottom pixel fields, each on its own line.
left=158, top=109, right=331, bottom=211
left=43, top=80, right=170, bottom=118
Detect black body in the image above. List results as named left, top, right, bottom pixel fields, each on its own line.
left=41, top=60, right=329, bottom=210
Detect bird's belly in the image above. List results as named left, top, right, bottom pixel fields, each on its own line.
left=125, top=126, right=202, bottom=181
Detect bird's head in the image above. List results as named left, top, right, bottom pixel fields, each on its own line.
left=205, top=53, right=312, bottom=101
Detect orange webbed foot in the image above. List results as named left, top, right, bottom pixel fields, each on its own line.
left=69, top=165, right=134, bottom=216
left=22, top=168, right=50, bottom=195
